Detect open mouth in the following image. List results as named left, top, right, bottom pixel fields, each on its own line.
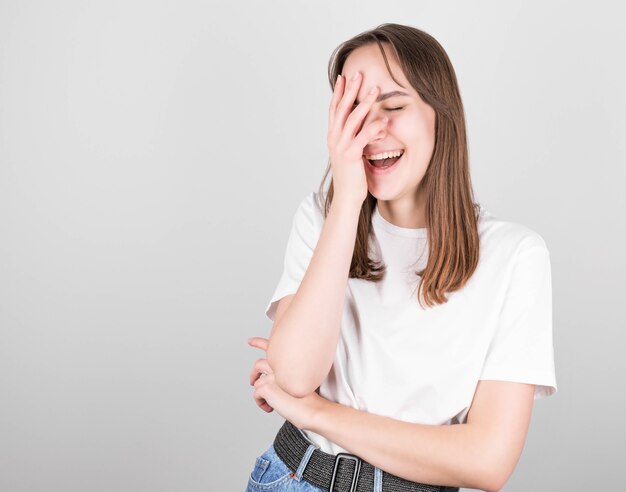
left=365, top=150, right=404, bottom=171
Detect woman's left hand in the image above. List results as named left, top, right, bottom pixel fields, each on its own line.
left=247, top=336, right=325, bottom=431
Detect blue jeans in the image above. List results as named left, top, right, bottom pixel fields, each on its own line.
left=245, top=442, right=385, bottom=491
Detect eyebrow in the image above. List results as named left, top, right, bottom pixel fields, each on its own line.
left=354, top=90, right=410, bottom=105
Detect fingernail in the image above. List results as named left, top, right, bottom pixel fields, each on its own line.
left=351, top=71, right=360, bottom=81
left=369, top=86, right=378, bottom=94
left=336, top=74, right=341, bottom=86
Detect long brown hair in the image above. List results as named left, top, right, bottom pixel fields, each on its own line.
left=317, top=23, right=481, bottom=309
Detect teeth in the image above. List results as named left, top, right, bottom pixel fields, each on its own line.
left=364, top=150, right=404, bottom=160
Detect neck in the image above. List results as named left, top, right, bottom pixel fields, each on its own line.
left=376, top=195, right=427, bottom=229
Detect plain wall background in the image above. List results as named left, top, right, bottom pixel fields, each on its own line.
left=1, top=1, right=624, bottom=491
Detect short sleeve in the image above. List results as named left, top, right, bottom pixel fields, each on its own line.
left=264, top=191, right=322, bottom=322
left=479, top=244, right=558, bottom=400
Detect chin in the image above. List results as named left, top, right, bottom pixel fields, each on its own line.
left=367, top=188, right=400, bottom=202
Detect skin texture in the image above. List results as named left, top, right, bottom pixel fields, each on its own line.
left=341, top=42, right=436, bottom=228
left=247, top=43, right=536, bottom=491
left=248, top=336, right=534, bottom=492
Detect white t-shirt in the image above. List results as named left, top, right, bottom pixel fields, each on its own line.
left=265, top=190, right=558, bottom=455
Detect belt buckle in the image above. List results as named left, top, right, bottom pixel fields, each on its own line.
left=329, top=452, right=361, bottom=492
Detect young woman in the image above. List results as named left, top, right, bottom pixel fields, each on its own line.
left=246, top=23, right=557, bottom=492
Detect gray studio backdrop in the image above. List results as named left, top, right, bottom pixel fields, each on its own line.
left=1, top=1, right=624, bottom=491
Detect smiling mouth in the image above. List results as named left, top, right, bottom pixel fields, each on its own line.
left=366, top=152, right=404, bottom=169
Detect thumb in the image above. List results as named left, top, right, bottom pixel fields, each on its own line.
left=247, top=337, right=269, bottom=351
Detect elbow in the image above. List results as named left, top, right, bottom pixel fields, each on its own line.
left=487, top=469, right=512, bottom=492
left=273, top=368, right=313, bottom=398
left=476, top=451, right=514, bottom=492
left=471, top=467, right=505, bottom=492
left=483, top=478, right=506, bottom=492
left=465, top=423, right=523, bottom=492
left=267, top=344, right=317, bottom=398
left=482, top=480, right=502, bottom=492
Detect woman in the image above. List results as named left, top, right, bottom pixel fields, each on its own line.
left=246, top=23, right=557, bottom=492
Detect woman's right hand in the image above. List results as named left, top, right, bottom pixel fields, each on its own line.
left=327, top=71, right=388, bottom=205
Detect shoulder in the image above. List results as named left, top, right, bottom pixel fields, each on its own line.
left=294, top=190, right=326, bottom=223
left=289, top=190, right=326, bottom=236
left=476, top=205, right=550, bottom=266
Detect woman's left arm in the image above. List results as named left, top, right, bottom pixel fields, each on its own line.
left=308, top=379, right=534, bottom=492
left=249, top=337, right=534, bottom=492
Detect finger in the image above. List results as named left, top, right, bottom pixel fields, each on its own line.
left=247, top=337, right=269, bottom=351
left=342, top=85, right=379, bottom=141
left=249, top=364, right=260, bottom=386
left=328, top=74, right=345, bottom=131
left=333, top=71, right=362, bottom=137
left=257, top=398, right=274, bottom=413
left=354, top=116, right=389, bottom=150
left=250, top=363, right=262, bottom=386
left=256, top=358, right=272, bottom=376
left=254, top=373, right=267, bottom=388
left=253, top=391, right=274, bottom=413
left=249, top=358, right=273, bottom=385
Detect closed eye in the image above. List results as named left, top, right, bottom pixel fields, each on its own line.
left=351, top=105, right=405, bottom=111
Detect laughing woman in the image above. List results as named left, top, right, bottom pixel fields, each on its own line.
left=246, top=23, right=557, bottom=492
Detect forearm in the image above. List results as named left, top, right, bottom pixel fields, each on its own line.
left=268, top=198, right=362, bottom=397
left=309, top=399, right=499, bottom=492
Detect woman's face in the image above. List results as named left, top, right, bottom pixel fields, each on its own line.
left=341, top=43, right=436, bottom=204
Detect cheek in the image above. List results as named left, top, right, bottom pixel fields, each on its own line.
left=421, top=107, right=437, bottom=138
left=392, top=112, right=431, bottom=140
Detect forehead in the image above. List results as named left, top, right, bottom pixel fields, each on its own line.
left=341, top=43, right=408, bottom=89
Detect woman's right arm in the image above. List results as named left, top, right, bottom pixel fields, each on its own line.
left=267, top=195, right=362, bottom=398
left=267, top=71, right=387, bottom=397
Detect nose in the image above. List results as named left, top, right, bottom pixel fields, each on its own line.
left=358, top=107, right=388, bottom=140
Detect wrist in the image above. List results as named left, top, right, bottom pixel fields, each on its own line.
left=330, top=196, right=364, bottom=215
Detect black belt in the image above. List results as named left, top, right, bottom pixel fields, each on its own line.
left=273, top=419, right=460, bottom=492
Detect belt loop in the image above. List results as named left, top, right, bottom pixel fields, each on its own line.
left=294, top=443, right=317, bottom=481
left=374, top=466, right=383, bottom=492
